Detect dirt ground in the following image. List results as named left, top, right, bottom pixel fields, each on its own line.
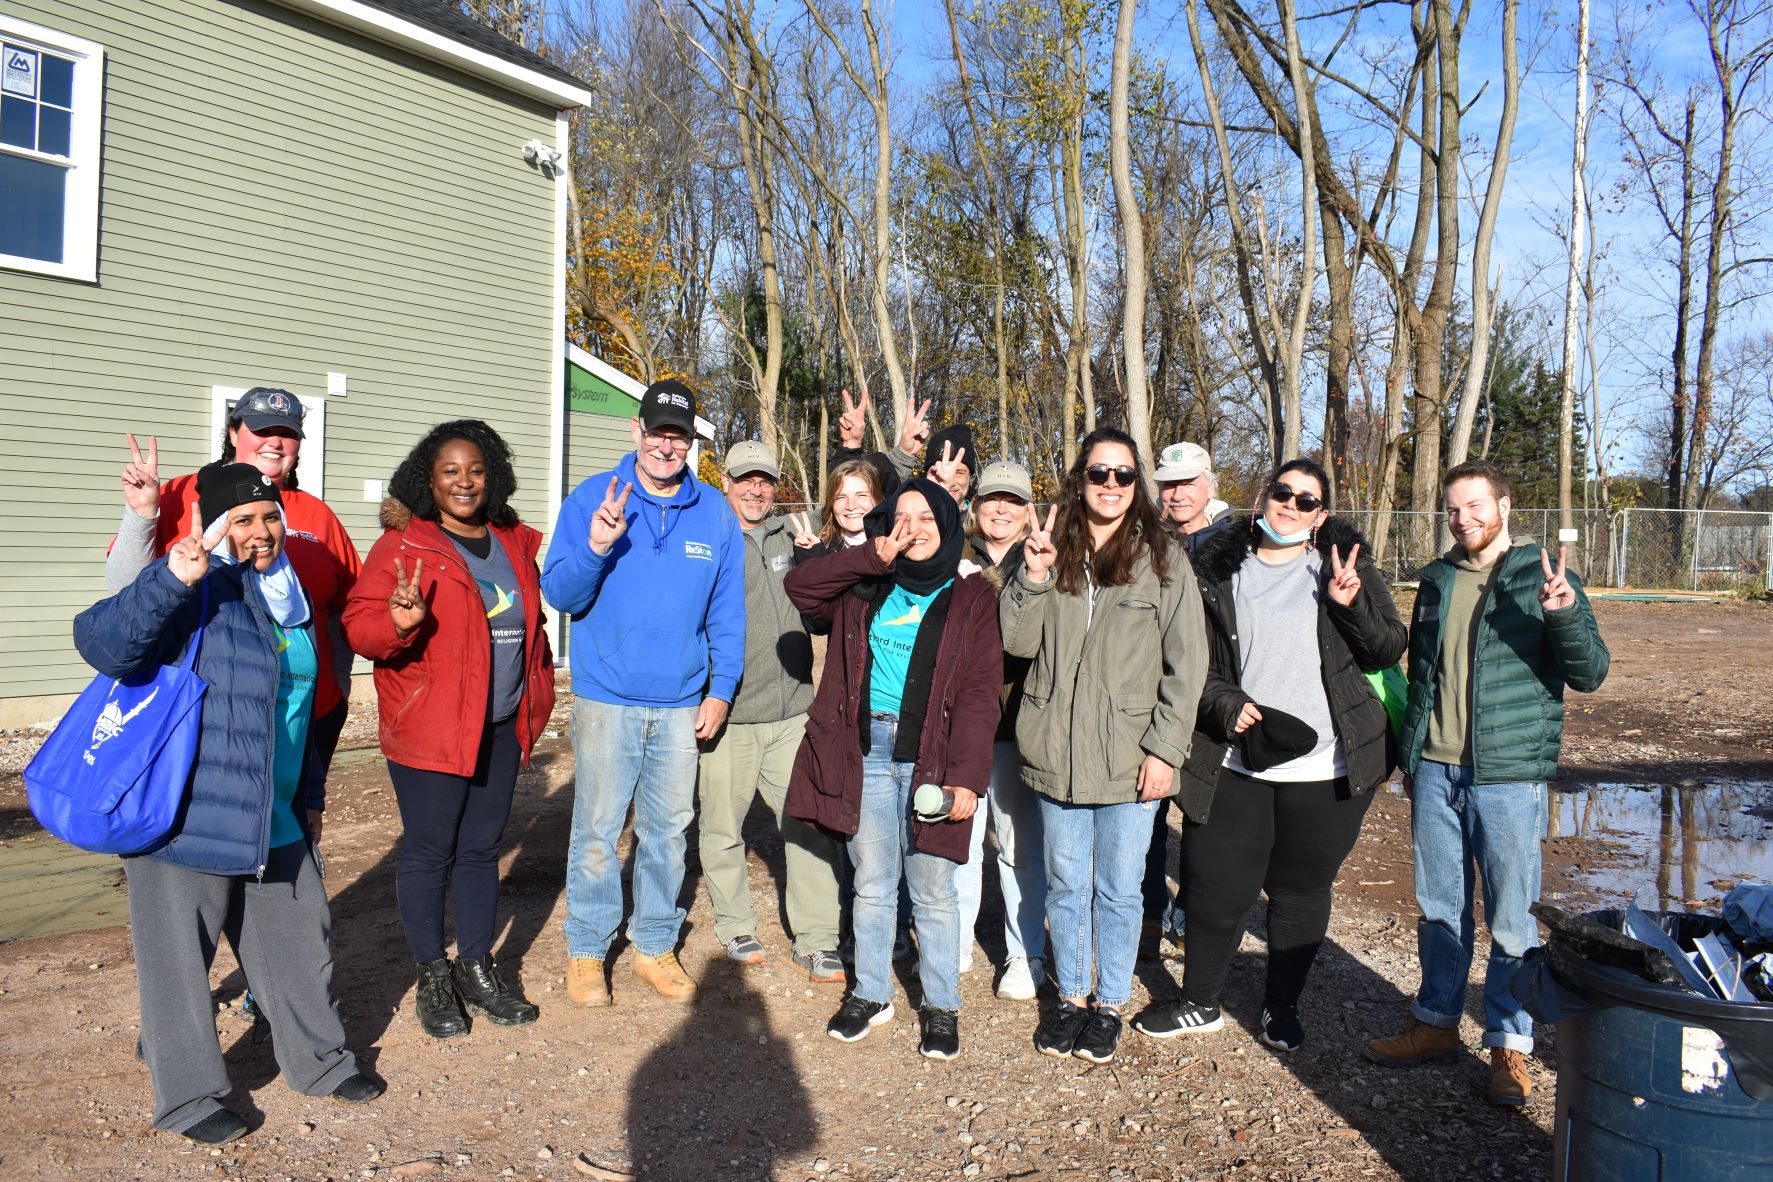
left=1, top=599, right=1769, bottom=1182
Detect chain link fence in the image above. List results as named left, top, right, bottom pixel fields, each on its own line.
left=775, top=501, right=1773, bottom=592
left=1341, top=507, right=1773, bottom=592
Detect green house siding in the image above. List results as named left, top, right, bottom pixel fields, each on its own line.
left=565, top=365, right=638, bottom=492
left=0, top=0, right=564, bottom=704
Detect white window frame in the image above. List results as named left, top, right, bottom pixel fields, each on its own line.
left=211, top=387, right=327, bottom=501
left=0, top=16, right=104, bottom=282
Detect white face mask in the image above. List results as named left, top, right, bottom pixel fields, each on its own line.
left=1257, top=516, right=1312, bottom=546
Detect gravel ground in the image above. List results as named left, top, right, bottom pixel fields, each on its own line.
left=0, top=598, right=1768, bottom=1181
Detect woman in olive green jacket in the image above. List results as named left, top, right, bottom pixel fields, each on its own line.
left=999, top=427, right=1207, bottom=1064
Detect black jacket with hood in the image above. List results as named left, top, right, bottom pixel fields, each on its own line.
left=1178, top=517, right=1407, bottom=822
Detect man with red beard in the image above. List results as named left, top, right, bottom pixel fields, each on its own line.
left=1367, top=460, right=1609, bottom=1107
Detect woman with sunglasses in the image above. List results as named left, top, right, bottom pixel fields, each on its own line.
left=1001, top=427, right=1207, bottom=1063
left=1133, top=458, right=1404, bottom=1053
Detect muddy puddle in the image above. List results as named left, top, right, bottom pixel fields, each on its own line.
left=1549, top=779, right=1773, bottom=909
left=0, top=832, right=125, bottom=943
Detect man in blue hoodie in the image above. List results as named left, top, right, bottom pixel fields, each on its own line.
left=542, top=380, right=745, bottom=1003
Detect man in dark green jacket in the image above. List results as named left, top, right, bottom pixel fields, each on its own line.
left=1368, top=461, right=1609, bottom=1107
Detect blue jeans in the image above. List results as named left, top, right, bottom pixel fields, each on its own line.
left=1141, top=798, right=1188, bottom=937
left=1040, top=795, right=1155, bottom=1009
left=849, top=717, right=962, bottom=1012
left=1410, top=759, right=1547, bottom=1052
left=564, top=698, right=699, bottom=960
left=956, top=741, right=1048, bottom=964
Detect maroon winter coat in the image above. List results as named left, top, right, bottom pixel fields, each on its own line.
left=784, top=542, right=1004, bottom=864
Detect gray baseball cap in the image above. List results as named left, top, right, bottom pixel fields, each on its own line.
left=1154, top=441, right=1212, bottom=482
left=976, top=461, right=1033, bottom=501
left=723, top=439, right=780, bottom=480
left=234, top=387, right=306, bottom=438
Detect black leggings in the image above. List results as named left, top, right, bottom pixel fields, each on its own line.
left=1181, top=767, right=1373, bottom=1009
left=388, top=717, right=520, bottom=964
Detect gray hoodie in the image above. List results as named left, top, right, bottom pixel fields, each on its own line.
left=728, top=516, right=816, bottom=725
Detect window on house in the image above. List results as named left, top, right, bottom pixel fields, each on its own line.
left=0, top=17, right=103, bottom=282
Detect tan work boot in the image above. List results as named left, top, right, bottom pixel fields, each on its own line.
left=1365, top=1019, right=1461, bottom=1067
left=1489, top=1048, right=1532, bottom=1105
left=566, top=957, right=611, bottom=1008
left=633, top=951, right=697, bottom=1000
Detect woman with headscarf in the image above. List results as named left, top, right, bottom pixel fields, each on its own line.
left=74, top=461, right=380, bottom=1146
left=343, top=421, right=555, bottom=1039
left=783, top=478, right=1003, bottom=1060
left=1133, top=458, right=1404, bottom=1053
left=1000, top=427, right=1208, bottom=1064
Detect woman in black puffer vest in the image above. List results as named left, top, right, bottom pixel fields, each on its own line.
left=1133, top=458, right=1405, bottom=1054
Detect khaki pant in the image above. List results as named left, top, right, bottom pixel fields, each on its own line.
left=697, top=713, right=841, bottom=956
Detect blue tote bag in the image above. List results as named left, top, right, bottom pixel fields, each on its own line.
left=26, top=583, right=209, bottom=855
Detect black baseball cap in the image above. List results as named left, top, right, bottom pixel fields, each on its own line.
left=233, top=387, right=306, bottom=438
left=639, top=379, right=696, bottom=435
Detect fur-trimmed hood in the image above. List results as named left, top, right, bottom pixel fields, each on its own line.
left=1189, top=514, right=1374, bottom=586
left=379, top=496, right=413, bottom=531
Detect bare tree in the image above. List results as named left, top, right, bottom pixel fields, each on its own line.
left=1109, top=0, right=1154, bottom=467
left=1556, top=0, right=1593, bottom=532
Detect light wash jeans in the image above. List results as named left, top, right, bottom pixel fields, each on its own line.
left=849, top=717, right=962, bottom=1012
left=1040, top=794, right=1155, bottom=1009
left=565, top=698, right=699, bottom=960
left=956, top=741, right=1048, bottom=965
left=1409, top=759, right=1547, bottom=1052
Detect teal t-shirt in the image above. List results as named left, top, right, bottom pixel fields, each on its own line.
left=268, top=621, right=318, bottom=849
left=868, top=580, right=952, bottom=716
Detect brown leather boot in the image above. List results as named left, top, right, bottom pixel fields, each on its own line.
left=566, top=957, right=611, bottom=1008
left=1489, top=1048, right=1532, bottom=1105
left=633, top=951, right=697, bottom=1000
left=1365, top=1019, right=1461, bottom=1066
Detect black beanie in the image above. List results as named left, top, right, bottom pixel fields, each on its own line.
left=1238, top=705, right=1320, bottom=772
left=197, top=461, right=281, bottom=530
left=922, top=423, right=978, bottom=478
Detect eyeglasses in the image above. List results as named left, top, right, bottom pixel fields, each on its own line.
left=1267, top=482, right=1323, bottom=513
left=644, top=430, right=692, bottom=452
left=1085, top=465, right=1137, bottom=488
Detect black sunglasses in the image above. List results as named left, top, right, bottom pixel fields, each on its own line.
left=1267, top=482, right=1323, bottom=513
left=1085, top=464, right=1138, bottom=488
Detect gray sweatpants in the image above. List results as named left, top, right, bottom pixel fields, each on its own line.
left=125, top=840, right=358, bottom=1132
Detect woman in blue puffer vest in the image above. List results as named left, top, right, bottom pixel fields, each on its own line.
left=73, top=462, right=381, bottom=1146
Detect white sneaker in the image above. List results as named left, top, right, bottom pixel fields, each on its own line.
left=995, top=957, right=1040, bottom=1001
left=960, top=947, right=975, bottom=974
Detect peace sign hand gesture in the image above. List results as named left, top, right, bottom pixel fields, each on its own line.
left=788, top=511, right=819, bottom=549
left=1327, top=543, right=1363, bottom=607
left=1022, top=504, right=1059, bottom=584
left=168, top=504, right=224, bottom=587
left=872, top=514, right=917, bottom=567
left=927, top=440, right=968, bottom=501
left=122, top=433, right=161, bottom=520
left=590, top=476, right=634, bottom=556
left=1539, top=546, right=1575, bottom=612
left=896, top=393, right=932, bottom=456
left=838, top=388, right=869, bottom=450
left=389, top=557, right=427, bottom=638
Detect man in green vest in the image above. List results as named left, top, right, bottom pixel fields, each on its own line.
left=1367, top=460, right=1609, bottom=1106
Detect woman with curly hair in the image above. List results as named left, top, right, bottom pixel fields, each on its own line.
left=343, top=420, right=556, bottom=1039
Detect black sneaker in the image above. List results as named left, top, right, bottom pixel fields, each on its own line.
left=918, top=1007, right=960, bottom=1060
left=1132, top=998, right=1224, bottom=1039
left=1072, top=1007, right=1123, bottom=1063
left=1033, top=999, right=1090, bottom=1058
left=180, top=1108, right=249, bottom=1146
left=329, top=1072, right=385, bottom=1104
left=1259, top=1003, right=1305, bottom=1052
left=827, top=996, right=894, bottom=1042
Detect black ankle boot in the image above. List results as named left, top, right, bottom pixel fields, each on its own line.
left=453, top=956, right=539, bottom=1027
left=414, top=958, right=468, bottom=1039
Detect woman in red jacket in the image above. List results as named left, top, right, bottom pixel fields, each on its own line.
left=343, top=420, right=556, bottom=1039
left=784, top=477, right=1003, bottom=1061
